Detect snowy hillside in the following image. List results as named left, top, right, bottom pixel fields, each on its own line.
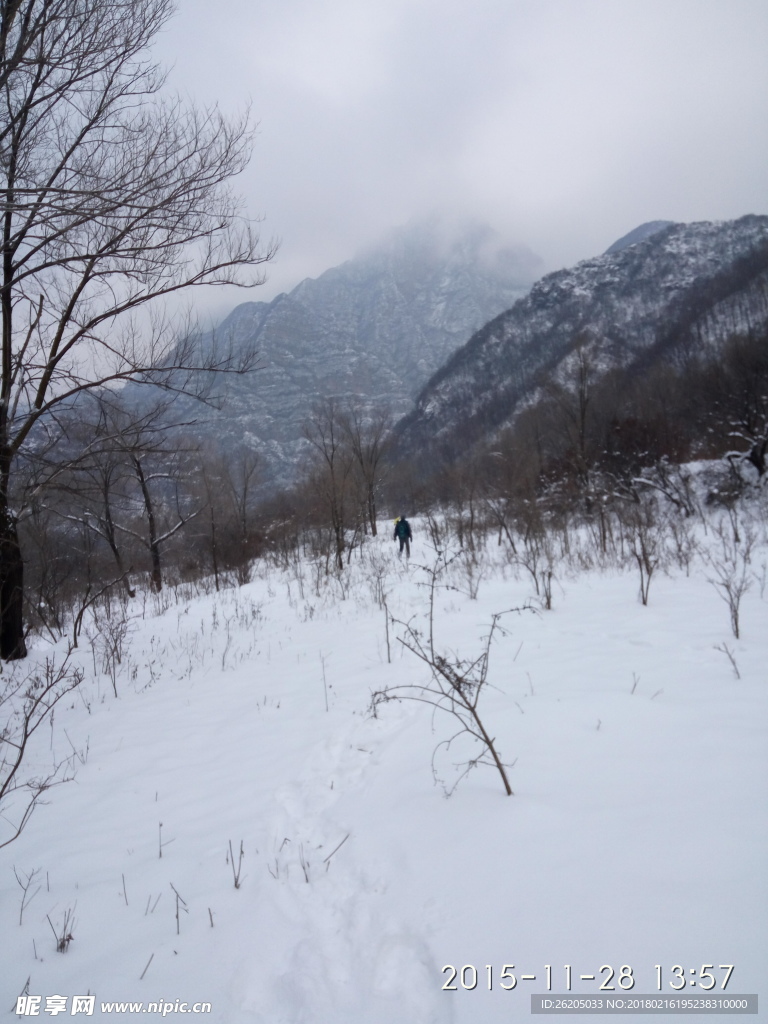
left=398, top=215, right=768, bottom=461
left=2, top=493, right=767, bottom=1023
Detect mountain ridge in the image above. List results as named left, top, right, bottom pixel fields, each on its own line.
left=396, top=215, right=768, bottom=464
left=604, top=219, right=675, bottom=254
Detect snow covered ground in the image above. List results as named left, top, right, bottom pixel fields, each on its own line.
left=2, top=512, right=767, bottom=1022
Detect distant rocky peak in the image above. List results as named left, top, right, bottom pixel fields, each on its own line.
left=604, top=220, right=676, bottom=255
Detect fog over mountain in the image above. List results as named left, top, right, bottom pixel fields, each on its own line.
left=159, top=217, right=543, bottom=484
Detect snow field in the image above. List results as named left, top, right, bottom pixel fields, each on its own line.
left=2, top=517, right=767, bottom=1023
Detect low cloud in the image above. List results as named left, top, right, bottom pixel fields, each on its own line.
left=155, top=0, right=768, bottom=317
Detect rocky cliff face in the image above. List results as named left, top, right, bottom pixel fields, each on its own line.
left=173, top=218, right=542, bottom=483
left=397, top=215, right=768, bottom=462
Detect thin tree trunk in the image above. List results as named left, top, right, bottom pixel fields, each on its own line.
left=367, top=486, right=378, bottom=536
left=0, top=495, right=27, bottom=659
left=102, top=487, right=136, bottom=598
left=1, top=151, right=25, bottom=658
left=210, top=506, right=220, bottom=592
left=133, top=457, right=163, bottom=592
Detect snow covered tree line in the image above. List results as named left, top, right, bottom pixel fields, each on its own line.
left=21, top=397, right=269, bottom=626
left=11, top=322, right=767, bottom=641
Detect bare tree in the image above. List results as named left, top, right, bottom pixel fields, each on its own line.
left=621, top=496, right=665, bottom=606
left=338, top=402, right=392, bottom=537
left=196, top=456, right=223, bottom=591
left=1, top=655, right=84, bottom=848
left=219, top=447, right=261, bottom=583
left=302, top=398, right=358, bottom=571
left=38, top=393, right=200, bottom=595
left=127, top=450, right=200, bottom=592
left=371, top=552, right=524, bottom=797
left=706, top=519, right=754, bottom=639
left=544, top=341, right=598, bottom=507
left=0, top=0, right=275, bottom=657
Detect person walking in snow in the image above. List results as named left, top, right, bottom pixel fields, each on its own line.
left=394, top=515, right=412, bottom=558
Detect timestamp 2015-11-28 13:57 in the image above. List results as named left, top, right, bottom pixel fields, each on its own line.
left=441, top=963, right=736, bottom=992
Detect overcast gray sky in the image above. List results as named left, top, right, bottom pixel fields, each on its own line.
left=155, top=0, right=768, bottom=319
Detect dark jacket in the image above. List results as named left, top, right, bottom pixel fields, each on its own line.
left=394, top=518, right=412, bottom=541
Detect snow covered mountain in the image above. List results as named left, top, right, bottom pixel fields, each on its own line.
left=171, top=218, right=542, bottom=483
left=396, top=215, right=768, bottom=463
